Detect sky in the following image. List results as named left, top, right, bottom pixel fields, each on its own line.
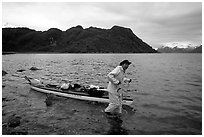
left=2, top=2, right=202, bottom=49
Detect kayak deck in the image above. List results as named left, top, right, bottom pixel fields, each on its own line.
left=30, top=84, right=133, bottom=106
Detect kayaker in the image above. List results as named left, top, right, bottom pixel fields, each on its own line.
left=104, top=60, right=132, bottom=115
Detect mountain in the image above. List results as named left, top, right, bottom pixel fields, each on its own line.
left=2, top=25, right=157, bottom=53
left=157, top=45, right=202, bottom=53
left=190, top=45, right=202, bottom=53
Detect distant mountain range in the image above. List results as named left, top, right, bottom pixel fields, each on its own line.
left=157, top=45, right=202, bottom=53
left=2, top=25, right=157, bottom=53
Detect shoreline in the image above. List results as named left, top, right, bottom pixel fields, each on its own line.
left=2, top=52, right=160, bottom=54
left=2, top=51, right=202, bottom=54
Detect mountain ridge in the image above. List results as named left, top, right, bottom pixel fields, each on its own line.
left=2, top=25, right=157, bottom=53
left=157, top=45, right=202, bottom=53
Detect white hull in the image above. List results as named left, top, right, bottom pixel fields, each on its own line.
left=30, top=85, right=133, bottom=106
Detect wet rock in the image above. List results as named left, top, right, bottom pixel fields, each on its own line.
left=45, top=94, right=53, bottom=106
left=29, top=67, right=41, bottom=71
left=2, top=70, right=8, bottom=76
left=2, top=97, right=7, bottom=102
left=17, top=69, right=26, bottom=72
left=45, top=99, right=52, bottom=106
left=3, top=126, right=28, bottom=135
left=2, top=124, right=10, bottom=135
left=2, top=98, right=15, bottom=102
left=71, top=109, right=79, bottom=113
left=7, top=116, right=21, bottom=128
left=2, top=84, right=6, bottom=88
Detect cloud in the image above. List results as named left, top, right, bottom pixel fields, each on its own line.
left=2, top=2, right=202, bottom=48
left=125, top=3, right=202, bottom=47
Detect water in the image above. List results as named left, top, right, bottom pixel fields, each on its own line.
left=2, top=53, right=202, bottom=135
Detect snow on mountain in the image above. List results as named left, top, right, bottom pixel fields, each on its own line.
left=157, top=43, right=202, bottom=53
left=164, top=42, right=198, bottom=48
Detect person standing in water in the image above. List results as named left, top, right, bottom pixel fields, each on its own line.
left=104, top=60, right=132, bottom=115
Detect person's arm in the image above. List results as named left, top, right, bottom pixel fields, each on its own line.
left=107, top=66, right=120, bottom=85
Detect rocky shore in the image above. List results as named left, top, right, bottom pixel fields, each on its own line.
left=2, top=70, right=135, bottom=135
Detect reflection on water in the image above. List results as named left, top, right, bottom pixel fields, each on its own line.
left=106, top=105, right=137, bottom=135
left=106, top=114, right=128, bottom=135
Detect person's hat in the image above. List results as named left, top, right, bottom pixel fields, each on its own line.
left=120, top=60, right=131, bottom=65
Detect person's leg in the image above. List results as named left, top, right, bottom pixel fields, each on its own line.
left=105, top=103, right=118, bottom=113
left=105, top=92, right=120, bottom=114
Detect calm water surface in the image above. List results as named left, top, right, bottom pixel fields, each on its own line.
left=2, top=53, right=202, bottom=134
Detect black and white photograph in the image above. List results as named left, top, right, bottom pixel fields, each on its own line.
left=2, top=1, right=202, bottom=135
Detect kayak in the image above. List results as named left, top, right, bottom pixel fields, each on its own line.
left=25, top=77, right=133, bottom=106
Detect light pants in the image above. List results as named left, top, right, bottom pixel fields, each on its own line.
left=105, top=92, right=122, bottom=114
left=105, top=103, right=122, bottom=114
